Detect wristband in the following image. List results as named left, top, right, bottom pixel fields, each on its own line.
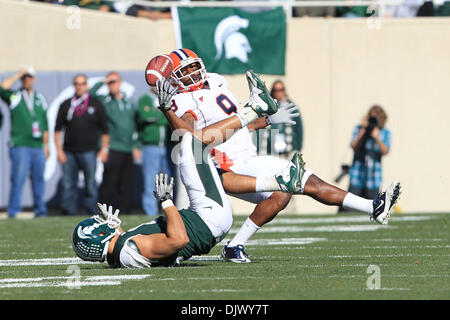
left=161, top=199, right=174, bottom=210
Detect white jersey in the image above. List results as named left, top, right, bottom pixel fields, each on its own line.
left=171, top=73, right=256, bottom=170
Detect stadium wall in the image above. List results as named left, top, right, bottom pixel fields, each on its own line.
left=1, top=0, right=449, bottom=214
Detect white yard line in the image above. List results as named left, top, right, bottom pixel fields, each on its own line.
left=0, top=281, right=123, bottom=289
left=228, top=225, right=393, bottom=233
left=0, top=274, right=150, bottom=289
left=330, top=253, right=450, bottom=258
left=0, top=257, right=93, bottom=267
left=217, top=237, right=328, bottom=247
left=335, top=238, right=446, bottom=242
left=267, top=215, right=437, bottom=225
left=361, top=245, right=450, bottom=249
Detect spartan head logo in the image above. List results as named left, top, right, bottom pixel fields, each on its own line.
left=214, top=15, right=251, bottom=63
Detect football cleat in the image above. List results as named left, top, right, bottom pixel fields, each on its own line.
left=221, top=241, right=251, bottom=263
left=244, top=70, right=278, bottom=117
left=371, top=181, right=402, bottom=225
left=275, top=153, right=307, bottom=194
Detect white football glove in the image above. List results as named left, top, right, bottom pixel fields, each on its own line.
left=266, top=102, right=300, bottom=125
left=156, top=78, right=177, bottom=111
left=153, top=173, right=174, bottom=203
left=96, top=202, right=121, bottom=229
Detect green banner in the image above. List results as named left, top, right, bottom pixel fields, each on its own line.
left=173, top=7, right=286, bottom=75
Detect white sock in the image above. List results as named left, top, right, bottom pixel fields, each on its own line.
left=255, top=176, right=280, bottom=192
left=342, top=192, right=373, bottom=215
left=236, top=105, right=259, bottom=127
left=228, top=217, right=260, bottom=247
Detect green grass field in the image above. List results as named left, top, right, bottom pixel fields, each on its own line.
left=0, top=212, right=449, bottom=300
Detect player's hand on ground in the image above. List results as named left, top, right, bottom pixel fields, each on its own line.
left=266, top=103, right=300, bottom=125
left=97, top=202, right=121, bottom=229
left=156, top=78, right=177, bottom=111
left=153, top=173, right=174, bottom=202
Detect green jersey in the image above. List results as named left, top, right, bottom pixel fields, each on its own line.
left=107, top=209, right=215, bottom=268
left=136, top=92, right=171, bottom=147
left=90, top=82, right=139, bottom=153
left=62, top=0, right=114, bottom=11
left=0, top=86, right=48, bottom=148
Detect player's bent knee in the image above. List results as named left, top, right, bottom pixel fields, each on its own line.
left=270, top=191, right=292, bottom=210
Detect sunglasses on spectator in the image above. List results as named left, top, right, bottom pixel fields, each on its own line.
left=74, top=82, right=87, bottom=86
left=106, top=79, right=119, bottom=85
left=273, top=88, right=285, bottom=92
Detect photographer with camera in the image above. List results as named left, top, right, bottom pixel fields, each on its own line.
left=346, top=105, right=391, bottom=202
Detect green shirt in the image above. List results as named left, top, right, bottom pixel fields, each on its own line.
left=0, top=86, right=48, bottom=148
left=107, top=209, right=215, bottom=268
left=337, top=4, right=369, bottom=17
left=136, top=92, right=171, bottom=146
left=62, top=0, right=114, bottom=11
left=90, top=82, right=138, bottom=153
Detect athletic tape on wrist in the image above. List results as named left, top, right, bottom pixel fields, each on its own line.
left=161, top=199, right=174, bottom=210
left=235, top=113, right=248, bottom=127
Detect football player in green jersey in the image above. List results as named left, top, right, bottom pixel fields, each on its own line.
left=72, top=132, right=303, bottom=267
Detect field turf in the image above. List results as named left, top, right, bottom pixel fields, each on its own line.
left=0, top=212, right=449, bottom=301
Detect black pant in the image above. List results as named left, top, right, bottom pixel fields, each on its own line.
left=99, top=150, right=134, bottom=214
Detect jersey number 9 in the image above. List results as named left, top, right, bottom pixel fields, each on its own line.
left=216, top=94, right=237, bottom=115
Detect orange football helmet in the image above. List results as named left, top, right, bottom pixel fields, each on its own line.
left=169, top=48, right=207, bottom=92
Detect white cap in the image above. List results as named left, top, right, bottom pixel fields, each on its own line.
left=24, top=66, right=36, bottom=77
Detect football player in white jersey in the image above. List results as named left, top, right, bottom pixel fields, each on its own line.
left=156, top=48, right=401, bottom=263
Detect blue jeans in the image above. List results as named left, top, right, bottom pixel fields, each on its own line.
left=61, top=151, right=97, bottom=215
left=8, top=146, right=47, bottom=217
left=142, top=145, right=170, bottom=216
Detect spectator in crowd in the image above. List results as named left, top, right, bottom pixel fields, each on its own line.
left=136, top=87, right=172, bottom=216
left=336, top=2, right=369, bottom=17
left=417, top=0, right=435, bottom=15
left=384, top=0, right=423, bottom=17
left=435, top=0, right=450, bottom=16
left=231, top=0, right=274, bottom=13
left=54, top=74, right=109, bottom=216
left=126, top=0, right=172, bottom=20
left=255, top=80, right=303, bottom=159
left=0, top=67, right=49, bottom=218
left=294, top=0, right=336, bottom=18
left=61, top=0, right=114, bottom=12
left=347, top=105, right=390, bottom=201
left=90, top=72, right=140, bottom=215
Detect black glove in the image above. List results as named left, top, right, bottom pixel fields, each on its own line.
left=153, top=173, right=174, bottom=202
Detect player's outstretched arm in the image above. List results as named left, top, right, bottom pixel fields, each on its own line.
left=133, top=173, right=189, bottom=260
left=163, top=109, right=244, bottom=147
left=156, top=77, right=249, bottom=146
